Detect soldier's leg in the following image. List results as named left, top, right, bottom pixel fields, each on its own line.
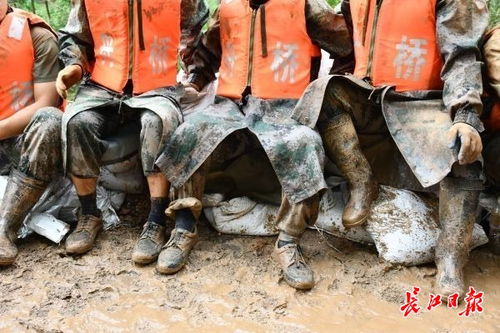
left=0, top=136, right=21, bottom=175
left=435, top=162, right=483, bottom=296
left=132, top=110, right=175, bottom=264
left=157, top=159, right=210, bottom=274
left=273, top=193, right=320, bottom=290
left=317, top=81, right=378, bottom=228
left=0, top=107, right=63, bottom=265
left=482, top=133, right=500, bottom=254
left=65, top=110, right=110, bottom=254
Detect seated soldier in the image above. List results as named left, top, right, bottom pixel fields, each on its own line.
left=0, top=1, right=63, bottom=265
left=295, top=0, right=488, bottom=296
left=56, top=0, right=208, bottom=260
left=481, top=25, right=500, bottom=254
left=156, top=0, right=354, bottom=290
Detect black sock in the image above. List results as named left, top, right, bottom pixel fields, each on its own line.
left=78, top=192, right=99, bottom=217
left=147, top=197, right=169, bottom=226
left=175, top=208, right=195, bottom=232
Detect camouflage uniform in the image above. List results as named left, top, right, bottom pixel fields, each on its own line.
left=58, top=0, right=209, bottom=177
left=293, top=0, right=488, bottom=295
left=0, top=108, right=63, bottom=182
left=0, top=7, right=62, bottom=182
left=0, top=7, right=64, bottom=266
left=293, top=0, right=488, bottom=190
left=156, top=0, right=353, bottom=237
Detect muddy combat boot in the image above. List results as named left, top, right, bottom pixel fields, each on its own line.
left=132, top=222, right=166, bottom=264
left=273, top=237, right=314, bottom=290
left=65, top=215, right=103, bottom=254
left=488, top=213, right=500, bottom=255
left=320, top=113, right=378, bottom=228
left=157, top=227, right=198, bottom=274
left=435, top=177, right=481, bottom=297
left=0, top=171, right=46, bottom=266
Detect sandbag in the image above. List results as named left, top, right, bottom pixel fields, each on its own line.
left=203, top=186, right=489, bottom=266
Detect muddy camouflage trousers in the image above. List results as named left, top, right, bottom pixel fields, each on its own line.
left=318, top=78, right=482, bottom=190
left=165, top=135, right=321, bottom=238
left=0, top=107, right=63, bottom=183
left=67, top=103, right=170, bottom=178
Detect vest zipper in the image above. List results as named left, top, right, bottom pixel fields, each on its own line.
left=246, top=8, right=258, bottom=90
left=366, top=0, right=383, bottom=79
left=128, top=0, right=134, bottom=81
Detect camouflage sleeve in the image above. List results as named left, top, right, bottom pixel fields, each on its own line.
left=305, top=0, right=354, bottom=74
left=58, top=0, right=94, bottom=72
left=187, top=8, right=222, bottom=90
left=437, top=0, right=489, bottom=132
left=180, top=0, right=210, bottom=70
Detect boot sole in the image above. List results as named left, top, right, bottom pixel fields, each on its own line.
left=0, top=258, right=15, bottom=266
left=156, top=263, right=185, bottom=275
left=132, top=254, right=159, bottom=265
left=284, top=278, right=315, bottom=290
left=65, top=244, right=94, bottom=255
left=342, top=213, right=369, bottom=229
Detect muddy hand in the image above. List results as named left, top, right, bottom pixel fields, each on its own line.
left=447, top=123, right=482, bottom=165
left=180, top=83, right=207, bottom=105
left=56, top=65, right=83, bottom=99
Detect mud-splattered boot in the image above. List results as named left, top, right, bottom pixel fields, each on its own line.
left=488, top=212, right=500, bottom=255
left=272, top=235, right=314, bottom=290
left=320, top=113, right=378, bottom=228
left=0, top=170, right=46, bottom=266
left=435, top=177, right=482, bottom=297
left=132, top=222, right=166, bottom=264
left=157, top=227, right=198, bottom=274
left=65, top=215, right=103, bottom=254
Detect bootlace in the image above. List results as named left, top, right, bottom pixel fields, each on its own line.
left=76, top=216, right=98, bottom=233
left=165, top=229, right=187, bottom=249
left=141, top=223, right=161, bottom=239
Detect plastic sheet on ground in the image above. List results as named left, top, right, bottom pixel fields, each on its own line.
left=203, top=185, right=489, bottom=266
left=0, top=176, right=126, bottom=243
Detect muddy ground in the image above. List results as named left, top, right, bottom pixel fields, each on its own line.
left=0, top=195, right=499, bottom=332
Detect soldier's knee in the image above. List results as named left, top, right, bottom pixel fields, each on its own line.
left=67, top=112, right=97, bottom=136
left=141, top=110, right=162, bottom=128
left=28, top=107, right=63, bottom=135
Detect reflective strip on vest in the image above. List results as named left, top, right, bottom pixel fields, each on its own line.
left=217, top=0, right=318, bottom=99
left=0, top=11, right=35, bottom=120
left=351, top=0, right=443, bottom=91
left=85, top=0, right=180, bottom=94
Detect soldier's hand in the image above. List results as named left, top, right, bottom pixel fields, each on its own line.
left=447, top=123, right=483, bottom=165
left=181, top=82, right=207, bottom=105
left=56, top=65, right=83, bottom=99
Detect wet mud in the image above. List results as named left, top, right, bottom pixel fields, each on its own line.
left=0, top=196, right=498, bottom=332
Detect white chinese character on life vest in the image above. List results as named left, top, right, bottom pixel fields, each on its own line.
left=10, top=81, right=33, bottom=111
left=393, top=36, right=428, bottom=81
left=222, top=42, right=236, bottom=77
left=149, top=36, right=170, bottom=75
left=270, top=42, right=298, bottom=84
left=99, top=33, right=115, bottom=68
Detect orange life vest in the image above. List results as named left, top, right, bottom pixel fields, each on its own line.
left=84, top=0, right=181, bottom=94
left=350, top=0, right=444, bottom=92
left=0, top=9, right=52, bottom=120
left=217, top=0, right=320, bottom=99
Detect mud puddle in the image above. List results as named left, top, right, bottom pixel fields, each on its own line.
left=0, top=197, right=498, bottom=332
